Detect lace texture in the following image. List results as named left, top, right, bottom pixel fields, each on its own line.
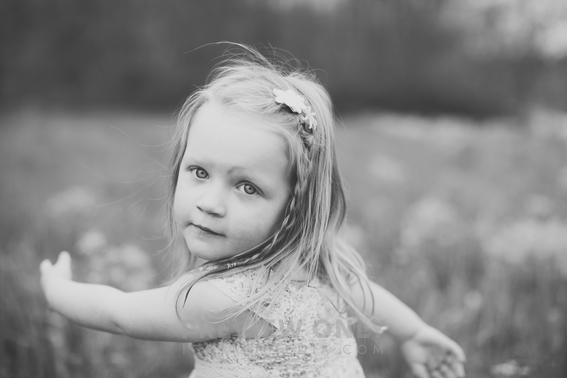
left=187, top=266, right=366, bottom=378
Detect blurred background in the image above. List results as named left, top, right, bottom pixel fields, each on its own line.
left=1, top=0, right=566, bottom=377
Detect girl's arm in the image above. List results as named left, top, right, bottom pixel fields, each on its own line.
left=351, top=279, right=466, bottom=378
left=352, top=280, right=425, bottom=342
left=40, top=251, right=261, bottom=342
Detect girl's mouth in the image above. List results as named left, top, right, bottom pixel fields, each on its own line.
left=190, top=223, right=223, bottom=236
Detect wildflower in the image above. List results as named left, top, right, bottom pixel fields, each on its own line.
left=83, top=241, right=155, bottom=292
left=484, top=217, right=567, bottom=269
left=76, top=229, right=107, bottom=256
left=525, top=195, right=554, bottom=218
left=463, top=291, right=483, bottom=311
left=400, top=196, right=460, bottom=251
left=490, top=359, right=530, bottom=377
left=45, top=186, right=97, bottom=218
left=368, top=154, right=406, bottom=184
left=118, top=244, right=151, bottom=269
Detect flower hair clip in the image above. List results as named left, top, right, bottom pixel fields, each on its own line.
left=273, top=88, right=318, bottom=133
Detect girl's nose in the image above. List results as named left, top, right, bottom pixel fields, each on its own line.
left=195, top=186, right=226, bottom=217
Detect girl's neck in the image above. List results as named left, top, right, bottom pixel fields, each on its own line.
left=194, top=257, right=207, bottom=269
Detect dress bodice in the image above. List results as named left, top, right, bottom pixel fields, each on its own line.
left=187, top=266, right=366, bottom=378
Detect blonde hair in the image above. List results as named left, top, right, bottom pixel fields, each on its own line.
left=166, top=45, right=381, bottom=336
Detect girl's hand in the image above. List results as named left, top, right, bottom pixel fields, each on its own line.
left=40, top=251, right=73, bottom=293
left=400, top=324, right=466, bottom=378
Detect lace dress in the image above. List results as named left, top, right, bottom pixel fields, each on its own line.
left=187, top=266, right=366, bottom=378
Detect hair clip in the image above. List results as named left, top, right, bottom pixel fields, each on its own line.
left=273, top=88, right=318, bottom=133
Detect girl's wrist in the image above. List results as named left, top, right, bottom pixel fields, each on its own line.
left=393, top=318, right=428, bottom=344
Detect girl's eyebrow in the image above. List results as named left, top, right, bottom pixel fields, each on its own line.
left=183, top=155, right=209, bottom=167
left=228, top=167, right=270, bottom=188
left=181, top=153, right=196, bottom=163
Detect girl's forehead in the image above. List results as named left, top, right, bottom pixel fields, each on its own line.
left=187, top=101, right=282, bottom=144
left=183, top=102, right=290, bottom=178
left=191, top=101, right=278, bottom=134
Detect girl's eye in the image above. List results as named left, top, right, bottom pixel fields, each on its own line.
left=240, top=183, right=258, bottom=196
left=189, top=167, right=208, bottom=179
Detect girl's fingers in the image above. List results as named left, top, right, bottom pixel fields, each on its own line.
left=428, top=349, right=465, bottom=378
left=409, top=363, right=429, bottom=378
left=41, top=252, right=73, bottom=280
left=439, top=362, right=455, bottom=378
left=427, top=360, right=445, bottom=378
left=426, top=346, right=445, bottom=370
left=40, top=259, right=52, bottom=273
left=453, top=346, right=466, bottom=363
left=430, top=330, right=463, bottom=360
left=422, top=328, right=466, bottom=378
left=430, top=369, right=443, bottom=378
left=447, top=343, right=466, bottom=377
left=446, top=340, right=466, bottom=363
left=429, top=359, right=457, bottom=378
left=450, top=358, right=465, bottom=378
left=445, top=351, right=465, bottom=378
left=54, top=251, right=72, bottom=270
left=57, top=251, right=70, bottom=263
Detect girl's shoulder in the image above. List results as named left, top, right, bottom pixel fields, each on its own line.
left=172, top=268, right=264, bottom=341
left=197, top=264, right=333, bottom=331
left=199, top=264, right=264, bottom=303
left=198, top=263, right=318, bottom=294
left=198, top=264, right=293, bottom=302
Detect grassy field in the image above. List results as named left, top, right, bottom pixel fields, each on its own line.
left=1, top=108, right=566, bottom=377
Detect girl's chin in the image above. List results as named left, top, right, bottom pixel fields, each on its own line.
left=187, top=245, right=255, bottom=264
left=187, top=247, right=221, bottom=262
left=185, top=241, right=234, bottom=262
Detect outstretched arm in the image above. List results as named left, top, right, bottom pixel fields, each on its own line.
left=353, top=281, right=425, bottom=342
left=351, top=280, right=466, bottom=378
left=39, top=251, right=257, bottom=342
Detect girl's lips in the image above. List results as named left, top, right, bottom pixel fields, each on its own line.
left=190, top=223, right=223, bottom=236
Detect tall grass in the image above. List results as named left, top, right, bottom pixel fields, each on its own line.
left=1, top=108, right=566, bottom=377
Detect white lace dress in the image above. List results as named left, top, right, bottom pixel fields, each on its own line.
left=187, top=266, right=366, bottom=378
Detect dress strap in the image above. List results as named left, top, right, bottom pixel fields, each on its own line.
left=204, top=266, right=258, bottom=304
left=204, top=266, right=304, bottom=330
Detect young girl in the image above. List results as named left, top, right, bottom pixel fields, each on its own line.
left=40, top=46, right=466, bottom=378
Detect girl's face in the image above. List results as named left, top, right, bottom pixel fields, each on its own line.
left=174, top=101, right=291, bottom=262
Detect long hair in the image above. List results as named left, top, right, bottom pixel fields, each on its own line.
left=166, top=45, right=381, bottom=336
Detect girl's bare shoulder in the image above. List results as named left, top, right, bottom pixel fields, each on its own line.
left=174, top=269, right=275, bottom=340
